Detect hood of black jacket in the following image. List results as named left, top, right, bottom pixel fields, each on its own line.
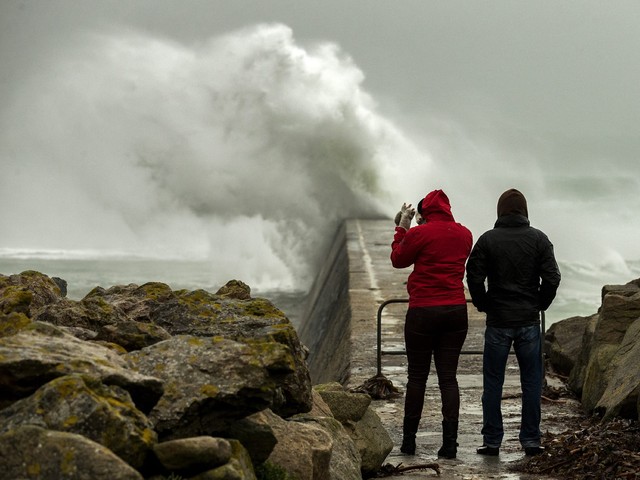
left=497, top=188, right=528, bottom=218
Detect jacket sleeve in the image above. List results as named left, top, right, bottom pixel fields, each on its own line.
left=465, top=237, right=489, bottom=312
left=390, top=226, right=419, bottom=269
left=538, top=238, right=561, bottom=311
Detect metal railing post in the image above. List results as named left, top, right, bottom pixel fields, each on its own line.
left=541, top=310, right=546, bottom=376
left=376, top=298, right=408, bottom=376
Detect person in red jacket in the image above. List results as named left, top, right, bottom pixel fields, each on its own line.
left=391, top=189, right=473, bottom=458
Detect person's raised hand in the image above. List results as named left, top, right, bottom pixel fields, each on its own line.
left=398, top=203, right=415, bottom=230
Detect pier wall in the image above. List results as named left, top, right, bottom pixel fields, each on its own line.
left=297, top=222, right=352, bottom=384
left=297, top=219, right=401, bottom=386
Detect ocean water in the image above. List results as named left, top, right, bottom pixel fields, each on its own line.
left=2, top=254, right=638, bottom=330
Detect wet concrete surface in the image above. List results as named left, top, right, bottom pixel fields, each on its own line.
left=345, top=220, right=582, bottom=479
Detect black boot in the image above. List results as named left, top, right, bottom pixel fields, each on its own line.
left=437, top=420, right=458, bottom=459
left=400, top=417, right=419, bottom=455
left=400, top=433, right=416, bottom=455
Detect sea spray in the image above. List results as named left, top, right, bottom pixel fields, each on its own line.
left=0, top=23, right=429, bottom=291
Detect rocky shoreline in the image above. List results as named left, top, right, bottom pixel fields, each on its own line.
left=0, top=271, right=392, bottom=479
left=545, top=278, right=640, bottom=421
left=514, top=277, right=640, bottom=479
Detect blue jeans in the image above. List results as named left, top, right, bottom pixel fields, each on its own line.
left=481, top=325, right=543, bottom=448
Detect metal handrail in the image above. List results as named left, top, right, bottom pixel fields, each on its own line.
left=375, top=298, right=546, bottom=377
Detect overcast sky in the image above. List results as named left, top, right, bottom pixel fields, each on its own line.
left=1, top=0, right=639, bottom=272
left=3, top=1, right=639, bottom=144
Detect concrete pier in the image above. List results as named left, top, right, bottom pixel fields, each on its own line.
left=342, top=219, right=579, bottom=479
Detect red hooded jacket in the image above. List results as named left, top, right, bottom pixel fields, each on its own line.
left=391, top=190, right=473, bottom=308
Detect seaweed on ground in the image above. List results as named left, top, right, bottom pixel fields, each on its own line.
left=510, top=415, right=640, bottom=479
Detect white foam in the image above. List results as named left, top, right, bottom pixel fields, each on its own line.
left=0, top=24, right=428, bottom=291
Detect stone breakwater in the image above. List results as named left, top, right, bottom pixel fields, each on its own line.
left=0, top=271, right=392, bottom=480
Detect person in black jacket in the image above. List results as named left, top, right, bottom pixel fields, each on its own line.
left=466, top=188, right=561, bottom=457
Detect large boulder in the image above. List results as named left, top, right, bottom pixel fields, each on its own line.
left=190, top=439, right=257, bottom=480
left=579, top=283, right=640, bottom=412
left=260, top=409, right=333, bottom=480
left=221, top=412, right=278, bottom=465
left=0, top=323, right=163, bottom=412
left=343, top=407, right=394, bottom=477
left=545, top=314, right=592, bottom=377
left=34, top=295, right=124, bottom=333
left=0, top=311, right=31, bottom=337
left=0, top=271, right=65, bottom=315
left=314, top=382, right=371, bottom=422
left=0, top=374, right=156, bottom=470
left=0, top=425, right=143, bottom=480
left=568, top=313, right=599, bottom=397
left=595, top=317, right=640, bottom=419
left=153, top=436, right=232, bottom=474
left=239, top=390, right=363, bottom=480
left=297, top=416, right=363, bottom=480
left=314, top=382, right=392, bottom=477
left=126, top=335, right=299, bottom=439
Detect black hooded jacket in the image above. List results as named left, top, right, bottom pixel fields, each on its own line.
left=465, top=189, right=561, bottom=327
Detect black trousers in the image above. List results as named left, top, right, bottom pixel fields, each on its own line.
left=403, top=304, right=468, bottom=429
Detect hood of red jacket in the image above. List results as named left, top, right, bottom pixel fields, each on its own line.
left=420, top=189, right=453, bottom=221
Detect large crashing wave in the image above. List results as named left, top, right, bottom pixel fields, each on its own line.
left=0, top=24, right=429, bottom=291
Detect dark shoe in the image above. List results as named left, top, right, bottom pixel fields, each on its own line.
left=400, top=435, right=416, bottom=455
left=477, top=445, right=499, bottom=456
left=437, top=442, right=458, bottom=459
left=524, top=446, right=545, bottom=456
left=437, top=420, right=458, bottom=459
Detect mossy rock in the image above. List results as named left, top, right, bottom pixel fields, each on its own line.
left=0, top=312, right=32, bottom=338
left=0, top=374, right=157, bottom=469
